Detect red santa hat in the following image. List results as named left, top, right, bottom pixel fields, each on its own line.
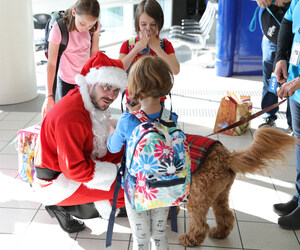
left=75, top=51, right=127, bottom=91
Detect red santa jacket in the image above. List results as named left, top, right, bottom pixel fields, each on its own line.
left=34, top=86, right=121, bottom=206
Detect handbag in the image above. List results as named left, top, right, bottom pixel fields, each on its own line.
left=261, top=4, right=286, bottom=44
left=213, top=93, right=252, bottom=136
left=17, top=122, right=41, bottom=183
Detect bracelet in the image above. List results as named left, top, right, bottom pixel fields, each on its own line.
left=46, top=95, right=54, bottom=98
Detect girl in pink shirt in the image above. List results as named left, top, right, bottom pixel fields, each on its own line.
left=42, top=0, right=101, bottom=118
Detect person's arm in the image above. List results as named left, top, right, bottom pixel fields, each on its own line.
left=90, top=30, right=100, bottom=56
left=119, top=32, right=149, bottom=71
left=274, top=0, right=292, bottom=7
left=90, top=21, right=101, bottom=56
left=55, top=119, right=117, bottom=191
left=274, top=18, right=293, bottom=83
left=254, top=0, right=272, bottom=8
left=148, top=31, right=180, bottom=75
left=42, top=41, right=59, bottom=118
left=107, top=114, right=130, bottom=153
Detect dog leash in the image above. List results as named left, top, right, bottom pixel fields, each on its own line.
left=206, top=98, right=287, bottom=137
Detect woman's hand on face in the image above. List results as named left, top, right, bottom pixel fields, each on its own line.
left=136, top=30, right=150, bottom=51
left=147, top=29, right=160, bottom=52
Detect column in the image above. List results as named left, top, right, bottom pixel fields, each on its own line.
left=0, top=0, right=37, bottom=105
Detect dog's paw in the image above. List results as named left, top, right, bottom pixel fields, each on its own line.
left=179, top=233, right=205, bottom=247
left=209, top=227, right=229, bottom=239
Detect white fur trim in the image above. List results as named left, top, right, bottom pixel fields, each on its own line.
left=79, top=84, right=111, bottom=158
left=75, top=74, right=87, bottom=86
left=94, top=200, right=112, bottom=220
left=84, top=67, right=127, bottom=91
left=32, top=174, right=81, bottom=205
left=84, top=161, right=117, bottom=191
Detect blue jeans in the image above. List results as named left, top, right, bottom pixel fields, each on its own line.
left=261, top=36, right=292, bottom=128
left=261, top=36, right=278, bottom=119
left=290, top=98, right=300, bottom=206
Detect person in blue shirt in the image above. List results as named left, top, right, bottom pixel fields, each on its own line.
left=273, top=0, right=300, bottom=230
left=107, top=56, right=178, bottom=250
left=255, top=0, right=292, bottom=129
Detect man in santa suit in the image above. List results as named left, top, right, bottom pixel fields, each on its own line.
left=33, top=51, right=127, bottom=233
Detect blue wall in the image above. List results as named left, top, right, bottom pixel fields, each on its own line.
left=216, top=0, right=263, bottom=77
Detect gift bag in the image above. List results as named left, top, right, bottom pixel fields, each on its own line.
left=214, top=92, right=252, bottom=136
left=17, top=122, right=41, bottom=183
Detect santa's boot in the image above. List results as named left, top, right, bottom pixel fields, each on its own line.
left=45, top=205, right=86, bottom=233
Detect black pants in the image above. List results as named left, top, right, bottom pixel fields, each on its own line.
left=35, top=166, right=100, bottom=219
left=57, top=76, right=77, bottom=101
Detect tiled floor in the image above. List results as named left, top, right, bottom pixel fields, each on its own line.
left=0, top=43, right=300, bottom=250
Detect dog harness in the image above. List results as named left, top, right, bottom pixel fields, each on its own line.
left=186, top=134, right=221, bottom=174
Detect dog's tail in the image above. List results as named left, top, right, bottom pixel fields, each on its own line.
left=230, top=127, right=296, bottom=175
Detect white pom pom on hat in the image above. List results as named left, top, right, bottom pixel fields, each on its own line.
left=75, top=51, right=127, bottom=91
left=75, top=74, right=86, bottom=86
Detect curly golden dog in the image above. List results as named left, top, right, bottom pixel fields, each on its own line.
left=179, top=127, right=295, bottom=247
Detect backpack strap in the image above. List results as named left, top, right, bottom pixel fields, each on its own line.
left=57, top=17, right=69, bottom=57
left=160, top=108, right=171, bottom=121
left=106, top=153, right=126, bottom=247
left=132, top=110, right=149, bottom=123
left=120, top=91, right=126, bottom=113
left=127, top=37, right=136, bottom=52
left=170, top=206, right=178, bottom=232
left=160, top=38, right=165, bottom=51
left=158, top=108, right=176, bottom=129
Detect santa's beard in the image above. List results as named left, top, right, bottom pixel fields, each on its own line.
left=79, top=83, right=111, bottom=158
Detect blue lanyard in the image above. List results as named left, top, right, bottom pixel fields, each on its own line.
left=265, top=6, right=281, bottom=26
left=249, top=6, right=260, bottom=32
left=249, top=0, right=281, bottom=32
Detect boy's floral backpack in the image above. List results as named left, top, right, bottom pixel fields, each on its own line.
left=106, top=108, right=191, bottom=247
left=124, top=108, right=191, bottom=211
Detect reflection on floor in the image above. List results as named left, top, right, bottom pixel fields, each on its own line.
left=0, top=43, right=299, bottom=250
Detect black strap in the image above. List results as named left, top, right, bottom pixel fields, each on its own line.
left=49, top=18, right=69, bottom=100
left=106, top=154, right=126, bottom=248
left=170, top=206, right=178, bottom=232
left=160, top=38, right=165, bottom=51
left=57, top=18, right=69, bottom=57
left=121, top=90, right=125, bottom=113
left=169, top=93, right=172, bottom=111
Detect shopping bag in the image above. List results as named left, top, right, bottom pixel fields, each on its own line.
left=213, top=92, right=252, bottom=136
left=17, top=122, right=41, bottom=183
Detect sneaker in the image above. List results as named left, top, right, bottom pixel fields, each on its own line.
left=258, top=117, right=276, bottom=128
left=273, top=199, right=298, bottom=216
left=278, top=206, right=300, bottom=230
